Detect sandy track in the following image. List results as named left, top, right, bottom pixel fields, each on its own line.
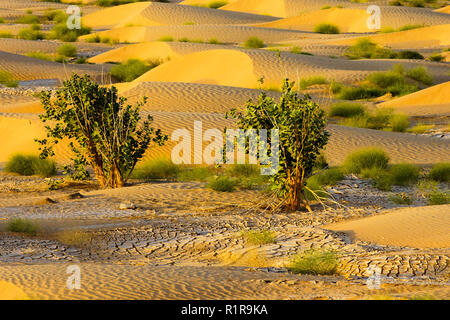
left=82, top=2, right=276, bottom=29
left=326, top=205, right=450, bottom=249
left=0, top=50, right=111, bottom=81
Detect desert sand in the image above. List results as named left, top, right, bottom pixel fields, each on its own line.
left=0, top=0, right=449, bottom=301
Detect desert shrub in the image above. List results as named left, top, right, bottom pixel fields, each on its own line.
left=398, top=24, right=425, bottom=31
left=313, top=153, right=328, bottom=170
left=0, top=32, right=13, bottom=38
left=207, top=176, right=237, bottom=192
left=407, top=123, right=434, bottom=134
left=0, top=70, right=18, bottom=87
left=389, top=193, right=413, bottom=204
left=37, top=74, right=167, bottom=188
left=344, top=147, right=389, bottom=173
left=389, top=163, right=420, bottom=186
left=56, top=230, right=93, bottom=248
left=406, top=66, right=433, bottom=85
left=244, top=36, right=265, bottom=49
left=6, top=218, right=39, bottom=236
left=300, top=76, right=327, bottom=89
left=47, top=23, right=91, bottom=42
left=110, top=59, right=160, bottom=82
left=242, top=230, right=276, bottom=245
left=16, top=14, right=40, bottom=24
left=427, top=191, right=450, bottom=205
left=17, top=26, right=44, bottom=40
left=26, top=51, right=53, bottom=61
left=367, top=71, right=405, bottom=89
left=57, top=44, right=77, bottom=57
left=75, top=57, right=88, bottom=64
left=389, top=113, right=409, bottom=132
left=330, top=81, right=343, bottom=94
left=226, top=164, right=259, bottom=177
left=427, top=53, right=444, bottom=62
left=131, top=158, right=179, bottom=180
left=177, top=167, right=216, bottom=182
left=44, top=9, right=67, bottom=23
left=336, top=86, right=385, bottom=100
left=158, top=35, right=174, bottom=42
left=396, top=50, right=424, bottom=60
left=209, top=38, right=221, bottom=44
left=288, top=249, right=339, bottom=275
left=361, top=167, right=393, bottom=191
left=228, top=79, right=329, bottom=211
left=329, top=102, right=365, bottom=118
left=4, top=153, right=56, bottom=177
left=428, top=163, right=450, bottom=182
left=209, top=1, right=228, bottom=8
left=345, top=38, right=395, bottom=59
left=308, top=168, right=344, bottom=187
left=313, top=23, right=340, bottom=34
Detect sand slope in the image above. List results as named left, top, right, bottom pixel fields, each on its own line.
left=326, top=205, right=450, bottom=249
left=435, top=5, right=450, bottom=14
left=0, top=281, right=29, bottom=300
left=379, top=81, right=450, bottom=116
left=82, top=2, right=276, bottom=29
left=328, top=24, right=450, bottom=49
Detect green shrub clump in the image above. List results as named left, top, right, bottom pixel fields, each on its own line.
left=344, top=147, right=389, bottom=173
left=288, top=249, right=339, bottom=275
left=47, top=23, right=91, bottom=42
left=406, top=66, right=433, bottom=85
left=110, top=59, right=160, bottom=82
left=428, top=163, right=450, bottom=182
left=5, top=154, right=57, bottom=177
left=329, top=102, right=365, bottom=118
left=389, top=163, right=420, bottom=186
left=0, top=70, right=18, bottom=87
left=244, top=36, right=265, bottom=49
left=57, top=44, right=77, bottom=57
left=242, top=230, right=276, bottom=245
left=131, top=158, right=179, bottom=180
left=300, top=76, right=328, bottom=89
left=314, top=23, right=340, bottom=34
left=6, top=218, right=39, bottom=236
left=207, top=176, right=237, bottom=192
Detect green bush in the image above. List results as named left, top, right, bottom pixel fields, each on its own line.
left=367, top=71, right=405, bottom=89
left=336, top=86, right=385, bottom=100
left=313, top=153, right=328, bottom=170
left=0, top=32, right=13, bottom=38
left=345, top=38, right=395, bottom=59
left=427, top=53, right=444, bottom=62
left=361, top=167, right=393, bottom=191
left=288, top=249, right=339, bottom=275
left=389, top=113, right=409, bottom=132
left=428, top=163, right=450, bottom=182
left=0, top=70, right=18, bottom=87
left=110, top=59, right=160, bottom=82
left=344, top=147, right=389, bottom=173
left=158, top=35, right=174, bottom=42
left=207, top=176, right=237, bottom=192
left=6, top=218, right=39, bottom=236
left=313, top=23, right=340, bottom=34
left=244, top=36, right=265, bottom=49
left=177, top=167, right=216, bottom=182
left=26, top=51, right=53, bottom=61
left=389, top=163, right=420, bottom=186
left=226, top=164, right=259, bottom=177
left=131, top=158, right=179, bottom=180
left=47, top=23, right=91, bottom=42
left=407, top=123, right=434, bottom=134
left=406, top=66, right=433, bottom=85
left=17, top=27, right=44, bottom=40
left=396, top=50, right=424, bottom=60
left=329, top=102, right=365, bottom=118
left=398, top=24, right=425, bottom=31
left=307, top=168, right=344, bottom=187
left=44, top=9, right=67, bottom=23
left=57, top=44, right=77, bottom=57
left=300, top=76, right=328, bottom=89
left=209, top=1, right=228, bottom=8
left=4, top=154, right=56, bottom=177
left=242, top=230, right=276, bottom=245
left=16, top=14, right=40, bottom=24
left=427, top=191, right=450, bottom=205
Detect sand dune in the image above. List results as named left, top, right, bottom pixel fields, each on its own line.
left=79, top=25, right=332, bottom=44
left=326, top=205, right=450, bottom=249
left=328, top=24, right=450, bottom=49
left=121, top=48, right=450, bottom=90
left=220, top=0, right=349, bottom=18
left=0, top=280, right=29, bottom=300
left=258, top=7, right=450, bottom=33
left=379, top=81, right=450, bottom=116
left=0, top=50, right=111, bottom=81
left=82, top=2, right=276, bottom=29
left=435, top=5, right=450, bottom=14
left=181, top=0, right=240, bottom=5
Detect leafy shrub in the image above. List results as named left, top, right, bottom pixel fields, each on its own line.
left=207, top=176, right=237, bottom=192
left=344, top=147, right=389, bottom=173
left=406, top=66, right=433, bottom=85
left=314, top=23, right=340, bottom=34
left=4, top=153, right=56, bottom=177
left=47, top=23, right=91, bottom=42
left=244, top=36, right=265, bottom=48
left=300, top=76, right=327, bottom=89
left=6, top=218, right=39, bottom=236
left=329, top=102, right=365, bottom=118
left=17, top=26, right=44, bottom=40
left=0, top=70, right=18, bottom=87
left=389, top=193, right=413, bottom=204
left=288, top=249, right=339, bottom=275
left=389, top=163, right=420, bottom=186
left=396, top=50, right=424, bottom=60
left=242, top=230, right=276, bottom=245
left=428, top=163, right=450, bottom=182
left=131, top=158, right=179, bottom=180
left=44, top=9, right=67, bottom=23
left=57, top=44, right=77, bottom=57
left=110, top=59, right=160, bottom=82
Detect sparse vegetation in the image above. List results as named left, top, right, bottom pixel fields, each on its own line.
left=242, top=230, right=276, bottom=245
left=158, top=35, right=174, bottom=42
left=131, top=158, right=179, bottom=180
left=4, top=153, right=56, bottom=177
left=406, top=66, right=433, bottom=85
left=244, top=36, right=265, bottom=49
left=17, top=26, right=44, bottom=40
left=389, top=193, right=413, bottom=205
left=428, top=163, right=450, bottom=182
left=407, top=123, right=435, bottom=134
left=47, top=23, right=91, bottom=42
left=6, top=218, right=39, bottom=236
left=329, top=102, right=365, bottom=118
left=288, top=249, right=339, bottom=275
left=313, top=23, right=340, bottom=34
left=389, top=163, right=420, bottom=186
left=16, top=14, right=40, bottom=25
left=207, top=176, right=237, bottom=192
left=427, top=191, right=450, bottom=205
left=110, top=58, right=161, bottom=82
left=300, top=76, right=328, bottom=89
left=343, top=147, right=389, bottom=174
left=0, top=69, right=18, bottom=87
left=57, top=44, right=77, bottom=57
